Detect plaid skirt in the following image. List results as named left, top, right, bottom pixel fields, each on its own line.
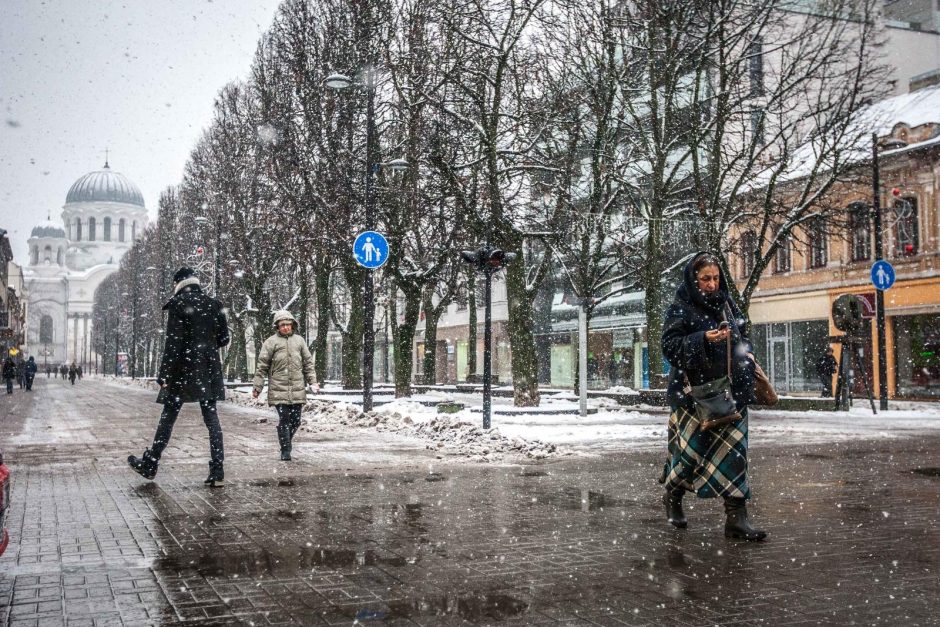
left=663, top=405, right=750, bottom=499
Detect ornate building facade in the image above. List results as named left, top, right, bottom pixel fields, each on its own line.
left=24, top=163, right=148, bottom=368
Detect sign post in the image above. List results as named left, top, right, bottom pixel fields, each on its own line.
left=353, top=231, right=390, bottom=412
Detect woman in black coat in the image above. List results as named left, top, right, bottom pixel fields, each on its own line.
left=660, top=252, right=766, bottom=541
left=128, top=267, right=230, bottom=487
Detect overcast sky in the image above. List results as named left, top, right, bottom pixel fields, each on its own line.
left=0, top=0, right=284, bottom=263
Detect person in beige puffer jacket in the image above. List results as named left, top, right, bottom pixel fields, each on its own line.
left=252, top=310, right=319, bottom=460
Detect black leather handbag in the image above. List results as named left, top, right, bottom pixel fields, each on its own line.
left=684, top=316, right=741, bottom=430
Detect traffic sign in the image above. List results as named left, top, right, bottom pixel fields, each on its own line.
left=353, top=231, right=389, bottom=269
left=870, top=260, right=895, bottom=291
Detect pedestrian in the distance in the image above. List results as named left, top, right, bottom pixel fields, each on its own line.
left=252, top=310, right=319, bottom=461
left=816, top=346, right=837, bottom=397
left=128, top=268, right=230, bottom=486
left=68, top=363, right=77, bottom=385
left=59, top=364, right=68, bottom=380
left=46, top=365, right=51, bottom=378
left=660, top=252, right=766, bottom=541
left=16, top=359, right=25, bottom=389
left=24, top=356, right=37, bottom=391
left=77, top=364, right=83, bottom=380
left=2, top=357, right=15, bottom=394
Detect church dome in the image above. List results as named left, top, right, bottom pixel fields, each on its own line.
left=30, top=221, right=66, bottom=239
left=65, top=164, right=145, bottom=207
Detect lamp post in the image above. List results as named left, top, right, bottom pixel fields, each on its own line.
left=325, top=69, right=409, bottom=412
left=871, top=133, right=888, bottom=410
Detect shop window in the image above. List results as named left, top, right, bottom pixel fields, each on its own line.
left=773, top=239, right=791, bottom=273
left=740, top=230, right=756, bottom=276
left=893, top=196, right=919, bottom=257
left=893, top=314, right=940, bottom=398
left=848, top=202, right=871, bottom=262
left=808, top=217, right=827, bottom=268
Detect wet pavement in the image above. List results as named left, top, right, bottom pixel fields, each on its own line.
left=1, top=377, right=938, bottom=625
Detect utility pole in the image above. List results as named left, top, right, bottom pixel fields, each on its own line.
left=871, top=133, right=889, bottom=410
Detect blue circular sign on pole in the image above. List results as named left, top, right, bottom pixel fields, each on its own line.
left=870, top=260, right=895, bottom=291
left=353, top=231, right=389, bottom=269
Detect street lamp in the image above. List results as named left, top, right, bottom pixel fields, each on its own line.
left=325, top=67, right=410, bottom=412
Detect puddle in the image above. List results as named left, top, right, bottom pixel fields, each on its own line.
left=801, top=453, right=832, bottom=460
left=247, top=477, right=303, bottom=488
left=154, top=545, right=411, bottom=577
left=425, top=473, right=446, bottom=482
left=909, top=467, right=940, bottom=478
left=540, top=487, right=633, bottom=511
left=386, top=592, right=529, bottom=621
left=519, top=469, right=548, bottom=477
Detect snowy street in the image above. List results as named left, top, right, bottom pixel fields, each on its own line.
left=1, top=378, right=938, bottom=625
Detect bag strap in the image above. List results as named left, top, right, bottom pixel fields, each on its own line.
left=723, top=304, right=732, bottom=379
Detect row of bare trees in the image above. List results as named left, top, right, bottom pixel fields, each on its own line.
left=93, top=0, right=887, bottom=398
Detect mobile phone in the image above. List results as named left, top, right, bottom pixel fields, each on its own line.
left=718, top=321, right=730, bottom=330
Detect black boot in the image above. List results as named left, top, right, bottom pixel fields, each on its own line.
left=663, top=488, right=687, bottom=528
left=204, top=462, right=224, bottom=487
left=723, top=497, right=767, bottom=541
left=128, top=450, right=159, bottom=480
left=280, top=448, right=292, bottom=461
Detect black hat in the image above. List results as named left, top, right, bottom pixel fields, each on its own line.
left=173, top=267, right=196, bottom=283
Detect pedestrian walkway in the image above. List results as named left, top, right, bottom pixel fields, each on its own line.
left=0, top=377, right=938, bottom=625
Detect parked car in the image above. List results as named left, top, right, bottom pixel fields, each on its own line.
left=0, top=448, right=9, bottom=556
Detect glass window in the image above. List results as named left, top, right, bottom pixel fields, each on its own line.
left=773, top=239, right=791, bottom=273
left=789, top=320, right=830, bottom=393
left=750, top=109, right=765, bottom=146
left=740, top=231, right=756, bottom=277
left=893, top=314, right=940, bottom=398
left=748, top=37, right=764, bottom=97
left=809, top=217, right=827, bottom=268
left=893, top=196, right=918, bottom=257
left=849, top=202, right=870, bottom=262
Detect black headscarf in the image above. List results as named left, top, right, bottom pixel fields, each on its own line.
left=675, top=251, right=730, bottom=316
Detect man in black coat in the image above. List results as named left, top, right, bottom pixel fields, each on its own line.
left=128, top=267, right=231, bottom=486
left=815, top=346, right=837, bottom=397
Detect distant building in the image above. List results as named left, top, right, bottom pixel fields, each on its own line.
left=0, top=231, right=28, bottom=356
left=23, top=162, right=148, bottom=368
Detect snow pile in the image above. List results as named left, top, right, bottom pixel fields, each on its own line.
left=297, top=399, right=563, bottom=461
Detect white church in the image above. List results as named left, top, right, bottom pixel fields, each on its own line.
left=24, top=162, right=148, bottom=368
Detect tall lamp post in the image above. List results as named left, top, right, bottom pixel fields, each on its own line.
left=871, top=133, right=889, bottom=410
left=325, top=69, right=409, bottom=412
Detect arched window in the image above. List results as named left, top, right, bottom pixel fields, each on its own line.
left=773, top=239, right=791, bottom=273
left=88, top=217, right=96, bottom=241
left=103, top=217, right=111, bottom=241
left=75, top=218, right=82, bottom=241
left=132, top=221, right=137, bottom=241
left=43, top=245, right=52, bottom=265
left=119, top=218, right=126, bottom=242
left=39, top=315, right=54, bottom=344
left=57, top=248, right=63, bottom=266
left=848, top=202, right=871, bottom=262
left=808, top=217, right=827, bottom=268
left=30, top=246, right=38, bottom=265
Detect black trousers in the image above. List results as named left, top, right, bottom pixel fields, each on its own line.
left=820, top=375, right=833, bottom=397
left=275, top=404, right=303, bottom=452
left=150, top=398, right=224, bottom=472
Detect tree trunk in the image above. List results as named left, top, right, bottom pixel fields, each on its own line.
left=394, top=287, right=421, bottom=396
left=314, top=266, right=331, bottom=385
left=421, top=292, right=442, bottom=385
left=340, top=263, right=364, bottom=389
left=504, top=246, right=540, bottom=407
left=643, top=216, right=666, bottom=389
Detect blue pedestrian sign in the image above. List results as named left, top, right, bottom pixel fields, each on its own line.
left=353, top=231, right=389, bottom=269
left=871, top=260, right=895, bottom=290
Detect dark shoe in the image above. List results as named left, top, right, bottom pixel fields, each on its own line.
left=280, top=449, right=292, bottom=461
left=723, top=497, right=767, bottom=541
left=204, top=463, right=224, bottom=487
left=128, top=450, right=158, bottom=480
left=663, top=489, right=687, bottom=529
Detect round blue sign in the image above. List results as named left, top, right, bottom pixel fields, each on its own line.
left=870, top=260, right=895, bottom=291
left=353, top=231, right=389, bottom=269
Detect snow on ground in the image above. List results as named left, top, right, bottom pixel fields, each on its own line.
left=98, top=377, right=940, bottom=457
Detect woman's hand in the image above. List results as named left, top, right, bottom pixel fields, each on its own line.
left=705, top=328, right=731, bottom=343
left=252, top=389, right=260, bottom=399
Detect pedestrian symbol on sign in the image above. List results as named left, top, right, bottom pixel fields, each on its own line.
left=870, top=260, right=895, bottom=291
left=353, top=231, right=389, bottom=269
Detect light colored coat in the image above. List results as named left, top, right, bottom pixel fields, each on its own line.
left=253, top=328, right=316, bottom=406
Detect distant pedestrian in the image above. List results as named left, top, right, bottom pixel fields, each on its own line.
left=68, top=363, right=77, bottom=385
left=2, top=358, right=15, bottom=394
left=252, top=310, right=318, bottom=461
left=77, top=365, right=83, bottom=380
left=59, top=364, right=68, bottom=380
left=46, top=365, right=51, bottom=378
left=128, top=268, right=230, bottom=487
left=816, top=347, right=837, bottom=397
left=660, top=252, right=766, bottom=541
left=24, top=356, right=37, bottom=391
left=16, top=359, right=25, bottom=389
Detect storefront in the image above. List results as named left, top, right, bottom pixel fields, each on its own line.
left=892, top=312, right=940, bottom=397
